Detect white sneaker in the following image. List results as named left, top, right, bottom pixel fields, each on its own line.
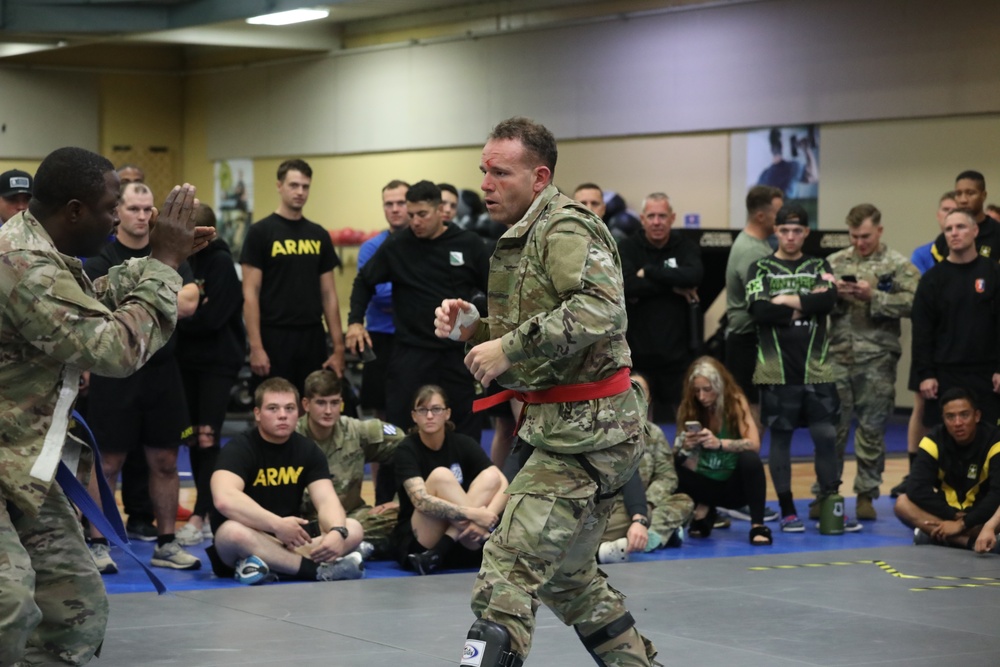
left=316, top=551, right=365, bottom=581
left=151, top=540, right=202, bottom=570
left=597, top=537, right=629, bottom=564
left=89, top=542, right=118, bottom=575
left=175, top=523, right=206, bottom=546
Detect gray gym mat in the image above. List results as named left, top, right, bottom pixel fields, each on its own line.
left=101, top=545, right=1000, bottom=666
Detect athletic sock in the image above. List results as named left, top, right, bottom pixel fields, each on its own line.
left=908, top=452, right=916, bottom=466
left=157, top=534, right=175, bottom=547
left=777, top=492, right=797, bottom=518
left=296, top=558, right=319, bottom=581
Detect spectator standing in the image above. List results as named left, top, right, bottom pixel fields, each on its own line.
left=910, top=208, right=1000, bottom=430
left=83, top=182, right=203, bottom=572
left=241, top=159, right=345, bottom=397
left=724, top=185, right=784, bottom=411
left=0, top=169, right=32, bottom=224
left=175, top=204, right=246, bottom=544
left=930, top=171, right=1000, bottom=264
left=356, top=179, right=409, bottom=418
left=826, top=204, right=918, bottom=520
left=618, top=192, right=703, bottom=421
left=747, top=204, right=860, bottom=533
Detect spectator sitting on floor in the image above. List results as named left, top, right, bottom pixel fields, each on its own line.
left=895, top=387, right=1000, bottom=550
left=392, top=385, right=508, bottom=575
left=597, top=373, right=694, bottom=563
left=674, top=356, right=773, bottom=546
left=208, top=377, right=366, bottom=584
left=296, top=369, right=404, bottom=558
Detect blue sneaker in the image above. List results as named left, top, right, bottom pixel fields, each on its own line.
left=780, top=514, right=805, bottom=533
left=234, top=555, right=276, bottom=585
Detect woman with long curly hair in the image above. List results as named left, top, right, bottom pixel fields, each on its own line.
left=674, top=356, right=772, bottom=545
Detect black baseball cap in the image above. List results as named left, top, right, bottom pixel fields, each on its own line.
left=775, top=203, right=809, bottom=227
left=0, top=170, right=32, bottom=198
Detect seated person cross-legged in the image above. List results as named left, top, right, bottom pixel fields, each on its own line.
left=597, top=372, right=694, bottom=562
left=895, top=387, right=1000, bottom=550
left=674, top=356, right=773, bottom=546
left=392, top=385, right=509, bottom=575
left=208, top=378, right=366, bottom=585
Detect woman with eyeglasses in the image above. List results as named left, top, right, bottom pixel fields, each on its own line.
left=391, top=385, right=509, bottom=575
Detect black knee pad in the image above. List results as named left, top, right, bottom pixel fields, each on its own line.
left=575, top=612, right=636, bottom=666
left=462, top=619, right=524, bottom=667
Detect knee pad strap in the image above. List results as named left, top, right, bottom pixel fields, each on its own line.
left=576, top=612, right=635, bottom=651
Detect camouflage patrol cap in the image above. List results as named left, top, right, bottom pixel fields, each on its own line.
left=776, top=203, right=808, bottom=227
left=0, top=169, right=32, bottom=198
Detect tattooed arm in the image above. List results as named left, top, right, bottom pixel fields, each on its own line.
left=402, top=477, right=497, bottom=529
left=720, top=393, right=761, bottom=454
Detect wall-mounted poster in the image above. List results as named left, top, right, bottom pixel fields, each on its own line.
left=747, top=125, right=819, bottom=227
left=214, top=159, right=253, bottom=258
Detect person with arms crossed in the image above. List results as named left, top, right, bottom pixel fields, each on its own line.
left=0, top=147, right=206, bottom=666
left=436, top=117, right=658, bottom=667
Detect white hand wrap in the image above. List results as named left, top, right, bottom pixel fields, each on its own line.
left=448, top=304, right=481, bottom=341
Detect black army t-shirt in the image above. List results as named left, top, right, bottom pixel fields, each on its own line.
left=210, top=429, right=330, bottom=533
left=240, top=213, right=340, bottom=327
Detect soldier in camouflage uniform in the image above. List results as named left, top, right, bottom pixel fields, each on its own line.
left=296, top=369, right=404, bottom=555
left=826, top=204, right=918, bottom=520
left=435, top=118, right=657, bottom=667
left=0, top=147, right=203, bottom=666
left=599, top=418, right=694, bottom=557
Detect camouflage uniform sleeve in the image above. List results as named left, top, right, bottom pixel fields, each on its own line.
left=644, top=426, right=679, bottom=508
left=869, top=253, right=919, bottom=320
left=7, top=254, right=180, bottom=377
left=360, top=419, right=404, bottom=463
left=501, top=222, right=625, bottom=364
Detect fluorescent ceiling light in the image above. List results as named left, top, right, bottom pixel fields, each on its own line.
left=246, top=8, right=330, bottom=26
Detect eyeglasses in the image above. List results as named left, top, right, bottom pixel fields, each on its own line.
left=412, top=406, right=447, bottom=416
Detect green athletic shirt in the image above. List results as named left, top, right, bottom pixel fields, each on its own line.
left=746, top=254, right=836, bottom=386
left=695, top=420, right=738, bottom=481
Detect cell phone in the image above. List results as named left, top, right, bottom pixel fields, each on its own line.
left=684, top=421, right=702, bottom=433
left=841, top=275, right=857, bottom=283
left=304, top=520, right=322, bottom=538
left=360, top=346, right=377, bottom=363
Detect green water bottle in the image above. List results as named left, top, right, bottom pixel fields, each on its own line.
left=819, top=493, right=845, bottom=535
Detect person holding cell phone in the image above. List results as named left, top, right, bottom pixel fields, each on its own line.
left=674, top=357, right=772, bottom=545
left=826, top=204, right=918, bottom=521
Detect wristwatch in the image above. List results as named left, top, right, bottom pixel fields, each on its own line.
left=329, top=526, right=349, bottom=539
left=632, top=516, right=650, bottom=528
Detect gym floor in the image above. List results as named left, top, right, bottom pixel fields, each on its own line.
left=95, top=423, right=1000, bottom=666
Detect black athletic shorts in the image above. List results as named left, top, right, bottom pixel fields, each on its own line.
left=86, top=360, right=191, bottom=453
left=759, top=383, right=839, bottom=431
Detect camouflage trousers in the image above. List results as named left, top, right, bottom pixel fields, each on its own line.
left=0, top=484, right=108, bottom=666
left=832, top=354, right=898, bottom=497
left=349, top=504, right=398, bottom=552
left=470, top=441, right=657, bottom=665
left=602, top=494, right=694, bottom=545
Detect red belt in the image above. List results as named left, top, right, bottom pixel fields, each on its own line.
left=473, top=367, right=632, bottom=413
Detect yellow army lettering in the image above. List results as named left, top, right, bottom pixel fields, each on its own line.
left=270, top=239, right=322, bottom=257
left=252, top=466, right=305, bottom=486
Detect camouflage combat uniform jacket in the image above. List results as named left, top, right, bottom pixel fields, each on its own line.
left=295, top=414, right=403, bottom=513
left=827, top=243, right=919, bottom=364
left=469, top=184, right=643, bottom=455
left=0, top=211, right=180, bottom=516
